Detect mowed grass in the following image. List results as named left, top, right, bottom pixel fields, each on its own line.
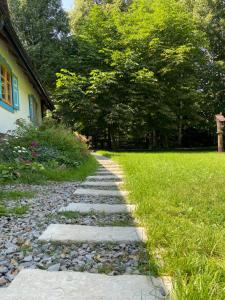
left=99, top=151, right=225, bottom=300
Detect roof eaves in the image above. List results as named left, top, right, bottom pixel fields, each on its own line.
left=0, top=8, right=54, bottom=110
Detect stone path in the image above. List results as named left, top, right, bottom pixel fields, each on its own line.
left=0, top=154, right=170, bottom=299
left=39, top=224, right=147, bottom=243
left=86, top=175, right=124, bottom=181
left=1, top=269, right=167, bottom=300
left=60, top=203, right=135, bottom=214
left=74, top=188, right=129, bottom=197
left=80, top=181, right=123, bottom=187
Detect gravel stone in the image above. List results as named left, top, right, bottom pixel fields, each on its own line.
left=0, top=181, right=149, bottom=288
left=0, top=277, right=7, bottom=286
left=48, top=264, right=60, bottom=272
left=23, top=256, right=33, bottom=262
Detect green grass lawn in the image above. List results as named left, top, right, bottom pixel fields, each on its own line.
left=99, top=151, right=225, bottom=300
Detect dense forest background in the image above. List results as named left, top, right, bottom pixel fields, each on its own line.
left=8, top=0, right=225, bottom=149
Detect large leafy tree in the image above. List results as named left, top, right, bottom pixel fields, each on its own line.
left=8, top=0, right=76, bottom=88
left=181, top=0, right=225, bottom=135
left=56, top=0, right=206, bottom=148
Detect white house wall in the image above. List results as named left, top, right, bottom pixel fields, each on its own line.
left=0, top=38, right=42, bottom=134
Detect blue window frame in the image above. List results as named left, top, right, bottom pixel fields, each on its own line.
left=0, top=54, right=20, bottom=113
left=28, top=94, right=38, bottom=124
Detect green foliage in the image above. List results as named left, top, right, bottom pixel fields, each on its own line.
left=180, top=0, right=225, bottom=133
left=0, top=120, right=96, bottom=183
left=9, top=0, right=225, bottom=148
left=56, top=0, right=207, bottom=149
left=8, top=0, right=77, bottom=88
left=100, top=151, right=225, bottom=299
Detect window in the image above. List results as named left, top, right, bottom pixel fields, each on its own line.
left=0, top=57, right=19, bottom=113
left=29, top=95, right=39, bottom=125
left=0, top=65, right=12, bottom=106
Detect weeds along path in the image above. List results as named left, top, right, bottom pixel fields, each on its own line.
left=0, top=154, right=170, bottom=299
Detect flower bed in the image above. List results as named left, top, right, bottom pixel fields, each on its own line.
left=0, top=119, right=96, bottom=183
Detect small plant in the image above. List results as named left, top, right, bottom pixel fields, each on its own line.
left=0, top=164, right=19, bottom=181
left=0, top=190, right=35, bottom=201
left=0, top=119, right=96, bottom=183
left=0, top=204, right=29, bottom=216
left=58, top=211, right=80, bottom=219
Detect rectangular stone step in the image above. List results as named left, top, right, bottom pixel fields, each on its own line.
left=1, top=269, right=168, bottom=300
left=98, top=166, right=121, bottom=170
left=96, top=171, right=123, bottom=174
left=95, top=171, right=124, bottom=176
left=39, top=224, right=147, bottom=243
left=96, top=169, right=123, bottom=172
left=74, top=188, right=128, bottom=197
left=99, top=164, right=120, bottom=168
left=81, top=181, right=123, bottom=187
left=86, top=175, right=123, bottom=181
left=59, top=203, right=135, bottom=214
left=99, top=162, right=120, bottom=167
left=97, top=170, right=122, bottom=173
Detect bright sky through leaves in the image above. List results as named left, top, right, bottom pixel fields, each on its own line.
left=62, top=0, right=74, bottom=11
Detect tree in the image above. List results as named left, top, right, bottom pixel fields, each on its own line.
left=181, top=0, right=225, bottom=138
left=8, top=0, right=76, bottom=89
left=56, top=0, right=206, bottom=148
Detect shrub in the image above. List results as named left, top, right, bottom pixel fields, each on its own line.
left=0, top=119, right=92, bottom=183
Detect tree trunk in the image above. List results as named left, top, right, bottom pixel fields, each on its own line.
left=152, top=129, right=156, bottom=148
left=107, top=127, right=112, bottom=150
left=178, top=101, right=183, bottom=147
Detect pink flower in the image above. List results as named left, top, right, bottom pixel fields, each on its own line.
left=30, top=141, right=39, bottom=148
left=32, top=152, right=38, bottom=158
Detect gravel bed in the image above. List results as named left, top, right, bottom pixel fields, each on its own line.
left=0, top=182, right=78, bottom=287
left=0, top=242, right=150, bottom=286
left=0, top=182, right=148, bottom=288
left=52, top=212, right=136, bottom=227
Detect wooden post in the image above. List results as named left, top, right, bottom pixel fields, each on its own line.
left=215, top=113, right=225, bottom=152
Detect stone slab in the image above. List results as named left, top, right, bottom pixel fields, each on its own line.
left=97, top=168, right=122, bottom=171
left=98, top=166, right=121, bottom=170
left=0, top=269, right=168, bottom=300
left=59, top=203, right=135, bottom=214
left=99, top=164, right=120, bottom=168
left=98, top=162, right=120, bottom=167
left=94, top=173, right=124, bottom=177
left=95, top=171, right=124, bottom=176
left=81, top=181, right=123, bottom=187
left=74, top=188, right=128, bottom=197
left=86, top=175, right=123, bottom=181
left=39, top=224, right=147, bottom=243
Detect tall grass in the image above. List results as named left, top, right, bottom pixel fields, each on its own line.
left=99, top=151, right=225, bottom=300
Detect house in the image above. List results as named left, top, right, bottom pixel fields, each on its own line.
left=0, top=0, right=53, bottom=134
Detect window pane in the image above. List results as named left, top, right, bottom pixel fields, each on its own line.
left=1, top=65, right=12, bottom=105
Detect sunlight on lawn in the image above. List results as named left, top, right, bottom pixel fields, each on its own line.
left=99, top=151, right=225, bottom=300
